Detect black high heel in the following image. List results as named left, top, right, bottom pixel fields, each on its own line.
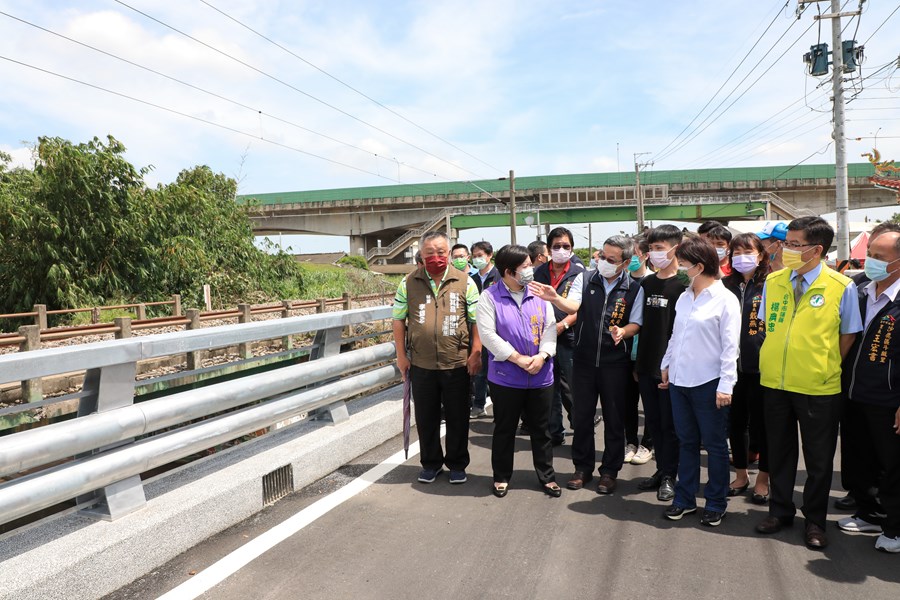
left=543, top=482, right=562, bottom=498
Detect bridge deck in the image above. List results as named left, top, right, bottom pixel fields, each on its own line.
left=107, top=417, right=898, bottom=600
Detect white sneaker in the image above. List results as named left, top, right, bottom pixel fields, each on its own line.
left=624, top=444, right=638, bottom=463
left=837, top=516, right=882, bottom=533
left=875, top=534, right=900, bottom=553
left=631, top=445, right=653, bottom=465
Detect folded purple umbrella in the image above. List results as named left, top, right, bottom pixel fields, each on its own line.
left=403, top=368, right=411, bottom=459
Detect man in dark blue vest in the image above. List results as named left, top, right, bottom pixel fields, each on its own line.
left=531, top=235, right=644, bottom=494
left=839, top=230, right=900, bottom=553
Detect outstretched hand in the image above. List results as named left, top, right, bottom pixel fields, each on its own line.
left=528, top=281, right=558, bottom=301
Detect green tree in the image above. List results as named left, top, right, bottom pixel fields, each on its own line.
left=0, top=135, right=303, bottom=317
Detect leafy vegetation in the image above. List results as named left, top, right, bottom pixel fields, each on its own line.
left=336, top=254, right=369, bottom=270
left=298, top=263, right=401, bottom=299
left=0, top=135, right=303, bottom=318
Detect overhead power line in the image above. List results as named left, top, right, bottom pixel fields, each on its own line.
left=112, top=0, right=488, bottom=180
left=654, top=14, right=817, bottom=164
left=863, top=4, right=900, bottom=45
left=0, top=53, right=468, bottom=198
left=653, top=1, right=790, bottom=161
left=0, top=10, right=451, bottom=182
left=198, top=0, right=503, bottom=176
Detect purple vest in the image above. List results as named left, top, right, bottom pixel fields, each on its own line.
left=485, top=283, right=554, bottom=389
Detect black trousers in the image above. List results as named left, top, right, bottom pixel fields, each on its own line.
left=624, top=365, right=652, bottom=448
left=639, top=374, right=679, bottom=478
left=763, top=387, right=841, bottom=528
left=489, top=382, right=556, bottom=484
left=410, top=366, right=470, bottom=471
left=572, top=362, right=631, bottom=476
left=845, top=400, right=900, bottom=536
left=729, top=371, right=768, bottom=472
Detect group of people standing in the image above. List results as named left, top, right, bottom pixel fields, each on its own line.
left=392, top=216, right=900, bottom=554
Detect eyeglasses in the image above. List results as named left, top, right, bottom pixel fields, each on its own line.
left=551, top=244, right=572, bottom=251
left=782, top=242, right=817, bottom=250
left=598, top=255, right=623, bottom=265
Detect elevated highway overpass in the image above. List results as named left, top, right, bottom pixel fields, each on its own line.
left=241, top=162, right=894, bottom=266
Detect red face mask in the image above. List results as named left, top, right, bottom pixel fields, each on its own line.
left=424, top=254, right=448, bottom=277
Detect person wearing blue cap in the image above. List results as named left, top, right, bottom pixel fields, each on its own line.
left=757, top=222, right=788, bottom=272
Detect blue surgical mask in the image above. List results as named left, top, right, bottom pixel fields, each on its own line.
left=864, top=256, right=900, bottom=282
left=627, top=255, right=642, bottom=272
left=589, top=258, right=598, bottom=269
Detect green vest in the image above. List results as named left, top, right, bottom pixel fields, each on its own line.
left=759, top=265, right=850, bottom=395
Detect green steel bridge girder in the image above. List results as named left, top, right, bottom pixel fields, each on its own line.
left=448, top=201, right=769, bottom=229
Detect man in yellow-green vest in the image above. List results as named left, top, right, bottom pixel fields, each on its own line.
left=755, top=217, right=862, bottom=550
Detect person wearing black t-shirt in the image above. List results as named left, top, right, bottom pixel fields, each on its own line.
left=634, top=225, right=687, bottom=501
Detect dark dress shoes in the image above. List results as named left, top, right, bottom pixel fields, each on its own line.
left=567, top=471, right=593, bottom=490
left=805, top=523, right=828, bottom=550
left=637, top=471, right=662, bottom=491
left=596, top=474, right=617, bottom=495
left=756, top=515, right=794, bottom=534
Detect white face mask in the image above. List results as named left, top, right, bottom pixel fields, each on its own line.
left=597, top=259, right=620, bottom=279
left=551, top=247, right=572, bottom=264
left=715, top=247, right=728, bottom=261
left=472, top=256, right=489, bottom=270
left=649, top=250, right=673, bottom=269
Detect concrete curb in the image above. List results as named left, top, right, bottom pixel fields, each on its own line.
left=0, top=385, right=405, bottom=600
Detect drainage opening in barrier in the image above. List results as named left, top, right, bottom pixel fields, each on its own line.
left=262, top=464, right=294, bottom=506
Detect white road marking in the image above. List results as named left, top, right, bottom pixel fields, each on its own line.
left=156, top=436, right=427, bottom=600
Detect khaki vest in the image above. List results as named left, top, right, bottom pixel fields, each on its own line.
left=405, top=267, right=470, bottom=370
left=759, top=265, right=850, bottom=395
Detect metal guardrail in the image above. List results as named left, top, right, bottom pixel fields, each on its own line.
left=0, top=306, right=398, bottom=527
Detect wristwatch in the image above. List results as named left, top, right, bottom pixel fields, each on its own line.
left=539, top=351, right=550, bottom=361
left=562, top=322, right=570, bottom=330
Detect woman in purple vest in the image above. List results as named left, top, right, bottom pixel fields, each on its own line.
left=476, top=244, right=561, bottom=498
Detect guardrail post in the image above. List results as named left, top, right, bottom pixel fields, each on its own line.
left=77, top=359, right=143, bottom=521
left=281, top=300, right=293, bottom=350
left=186, top=309, right=202, bottom=370
left=91, top=307, right=101, bottom=324
left=114, top=317, right=132, bottom=339
left=309, top=320, right=348, bottom=424
left=172, top=294, right=182, bottom=316
left=33, top=304, right=48, bottom=330
left=17, top=325, right=42, bottom=402
left=342, top=292, right=353, bottom=338
left=238, top=303, right=252, bottom=359
left=135, top=304, right=146, bottom=321
left=316, top=298, right=326, bottom=314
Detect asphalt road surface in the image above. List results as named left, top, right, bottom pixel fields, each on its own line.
left=106, top=415, right=899, bottom=600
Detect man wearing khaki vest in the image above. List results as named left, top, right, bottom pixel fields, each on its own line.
left=393, top=232, right=482, bottom=484
left=755, top=217, right=862, bottom=549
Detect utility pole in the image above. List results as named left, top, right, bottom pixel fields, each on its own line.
left=588, top=223, right=592, bottom=253
left=634, top=152, right=653, bottom=232
left=829, top=0, right=850, bottom=261
left=509, top=169, right=517, bottom=246
left=799, top=0, right=860, bottom=261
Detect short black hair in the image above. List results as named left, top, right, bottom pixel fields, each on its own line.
left=546, top=227, right=574, bottom=248
left=451, top=243, right=469, bottom=255
left=471, top=240, right=493, bottom=256
left=414, top=251, right=423, bottom=265
left=647, top=224, right=683, bottom=246
left=697, top=221, right=721, bottom=235
left=706, top=225, right=733, bottom=243
left=527, top=240, right=547, bottom=262
left=675, top=237, right=720, bottom=278
left=787, top=216, right=834, bottom=258
left=494, top=244, right=530, bottom=278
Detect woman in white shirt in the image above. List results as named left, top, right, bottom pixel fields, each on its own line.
left=660, top=237, right=741, bottom=527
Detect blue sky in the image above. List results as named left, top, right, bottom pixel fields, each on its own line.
left=1, top=1, right=899, bottom=253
